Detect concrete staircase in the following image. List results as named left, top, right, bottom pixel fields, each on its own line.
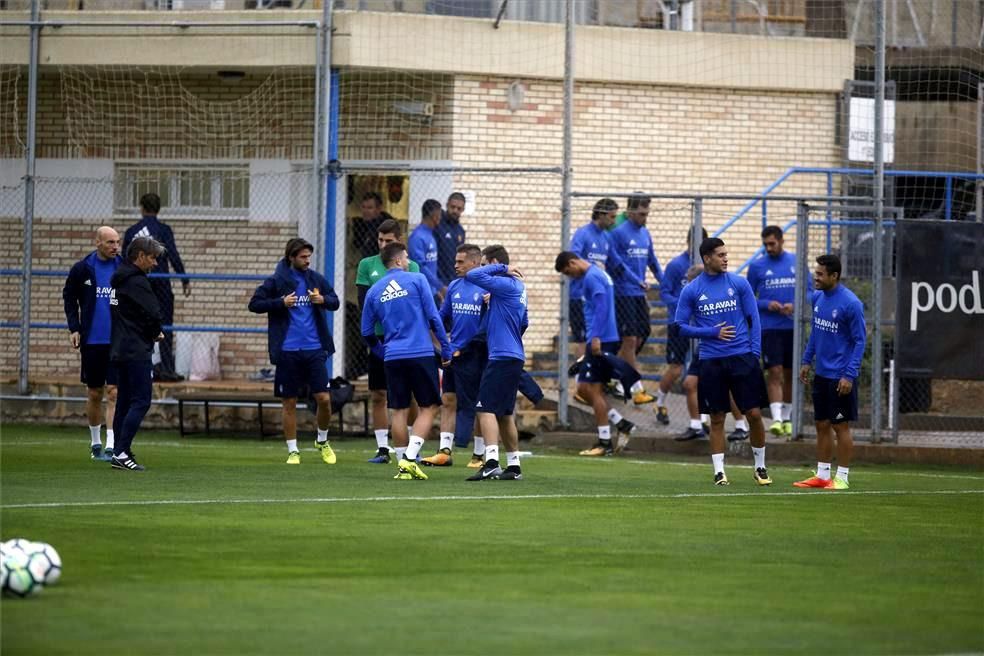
left=524, top=287, right=672, bottom=432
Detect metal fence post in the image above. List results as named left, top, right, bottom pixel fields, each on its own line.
left=319, top=0, right=339, bottom=376
left=889, top=207, right=902, bottom=443
left=557, top=0, right=575, bottom=427
left=871, top=0, right=886, bottom=441
left=18, top=0, right=41, bottom=395
left=690, top=198, right=703, bottom=263
left=977, top=81, right=982, bottom=222
left=791, top=201, right=809, bottom=439
left=891, top=211, right=902, bottom=443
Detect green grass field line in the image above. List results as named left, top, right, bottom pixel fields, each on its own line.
left=4, top=488, right=984, bottom=510
left=2, top=424, right=983, bottom=655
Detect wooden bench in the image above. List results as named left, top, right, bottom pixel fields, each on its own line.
left=172, top=391, right=369, bottom=439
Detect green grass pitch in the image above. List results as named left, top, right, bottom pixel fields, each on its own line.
left=2, top=424, right=982, bottom=655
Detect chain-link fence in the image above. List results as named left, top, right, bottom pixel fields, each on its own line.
left=1, top=170, right=316, bottom=382
left=335, top=166, right=563, bottom=387
left=0, top=20, right=323, bottom=391
left=793, top=201, right=984, bottom=447
left=1, top=1, right=982, bottom=449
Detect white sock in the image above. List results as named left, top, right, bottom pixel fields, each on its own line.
left=89, top=425, right=101, bottom=447
left=374, top=429, right=389, bottom=450
left=752, top=446, right=766, bottom=469
left=770, top=402, right=783, bottom=422
left=316, top=428, right=328, bottom=444
left=711, top=452, right=725, bottom=475
left=630, top=380, right=644, bottom=394
left=735, top=418, right=749, bottom=431
left=655, top=389, right=667, bottom=406
left=783, top=403, right=792, bottom=421
left=506, top=451, right=521, bottom=468
left=485, top=444, right=500, bottom=464
left=598, top=425, right=611, bottom=442
left=473, top=436, right=485, bottom=456
left=406, top=426, right=414, bottom=440
left=106, top=429, right=115, bottom=450
left=607, top=408, right=624, bottom=425
left=817, top=462, right=832, bottom=480
left=439, top=432, right=454, bottom=451
left=286, top=439, right=298, bottom=453
left=689, top=418, right=703, bottom=430
left=836, top=466, right=849, bottom=482
left=700, top=414, right=710, bottom=424
left=116, top=451, right=129, bottom=459
left=395, top=447, right=407, bottom=461
left=405, top=436, right=425, bottom=461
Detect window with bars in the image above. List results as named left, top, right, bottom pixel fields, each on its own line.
left=114, top=163, right=250, bottom=217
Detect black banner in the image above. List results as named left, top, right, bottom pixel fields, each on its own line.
left=897, top=220, right=984, bottom=380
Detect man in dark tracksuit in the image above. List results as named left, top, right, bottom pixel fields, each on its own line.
left=249, top=238, right=340, bottom=465
left=436, top=192, right=467, bottom=287
left=109, top=237, right=166, bottom=472
left=63, top=226, right=123, bottom=461
left=122, top=193, right=189, bottom=382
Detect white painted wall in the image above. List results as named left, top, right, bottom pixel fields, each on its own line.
left=1, top=158, right=114, bottom=220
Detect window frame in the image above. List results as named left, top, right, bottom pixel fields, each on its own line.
left=113, top=161, right=250, bottom=220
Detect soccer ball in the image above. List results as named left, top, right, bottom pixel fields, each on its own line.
left=2, top=540, right=62, bottom=586
left=2, top=538, right=35, bottom=553
left=1, top=547, right=42, bottom=598
left=29, top=543, right=62, bottom=586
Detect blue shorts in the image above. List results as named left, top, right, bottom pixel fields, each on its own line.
left=442, top=360, right=456, bottom=395
left=367, top=351, right=387, bottom=391
left=80, top=343, right=117, bottom=388
left=384, top=356, right=442, bottom=409
left=450, top=344, right=486, bottom=411
left=275, top=349, right=330, bottom=399
left=666, top=323, right=692, bottom=366
left=577, top=341, right=622, bottom=384
left=569, top=298, right=586, bottom=343
left=761, top=330, right=794, bottom=369
left=477, top=358, right=525, bottom=416
left=686, top=354, right=701, bottom=378
left=812, top=375, right=858, bottom=423
left=615, top=295, right=651, bottom=341
left=697, top=353, right=768, bottom=415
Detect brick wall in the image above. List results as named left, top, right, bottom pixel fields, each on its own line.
left=3, top=67, right=841, bottom=379
left=0, top=217, right=298, bottom=380
left=449, top=75, right=840, bottom=355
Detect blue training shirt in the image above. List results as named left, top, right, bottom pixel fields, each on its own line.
left=465, top=264, right=526, bottom=361
left=361, top=268, right=450, bottom=361
left=282, top=269, right=323, bottom=352
left=659, top=251, right=691, bottom=323
left=674, top=271, right=761, bottom=360
left=581, top=264, right=620, bottom=344
left=569, top=221, right=641, bottom=299
left=440, top=277, right=485, bottom=354
left=746, top=250, right=803, bottom=331
left=609, top=220, right=662, bottom=297
left=87, top=256, right=118, bottom=345
left=408, top=223, right=442, bottom=296
left=802, top=286, right=867, bottom=380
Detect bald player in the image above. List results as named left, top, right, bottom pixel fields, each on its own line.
left=63, top=226, right=124, bottom=461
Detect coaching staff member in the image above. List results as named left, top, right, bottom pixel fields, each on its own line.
left=109, top=237, right=166, bottom=472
